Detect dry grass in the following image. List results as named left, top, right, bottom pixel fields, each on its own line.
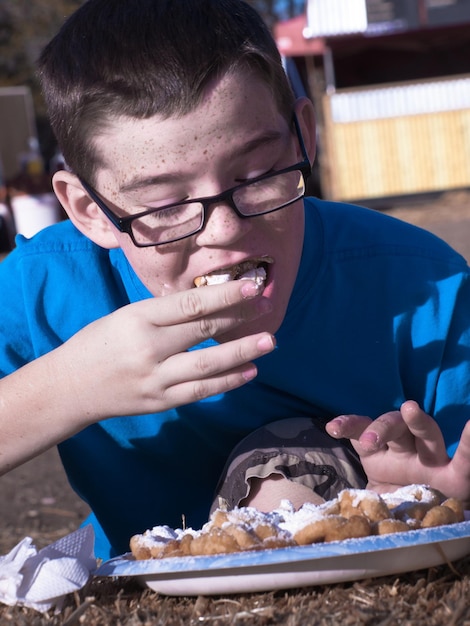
left=2, top=560, right=470, bottom=625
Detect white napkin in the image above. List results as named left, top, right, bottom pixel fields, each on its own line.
left=0, top=525, right=96, bottom=613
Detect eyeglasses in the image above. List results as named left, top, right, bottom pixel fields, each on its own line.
left=79, top=114, right=311, bottom=247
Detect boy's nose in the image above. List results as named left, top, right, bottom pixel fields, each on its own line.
left=194, top=200, right=252, bottom=246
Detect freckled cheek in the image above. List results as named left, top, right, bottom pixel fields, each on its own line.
left=135, top=264, right=178, bottom=297
left=261, top=207, right=303, bottom=245
left=117, top=246, right=163, bottom=295
left=124, top=243, right=195, bottom=297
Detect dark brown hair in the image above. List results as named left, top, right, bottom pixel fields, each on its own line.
left=38, top=0, right=295, bottom=184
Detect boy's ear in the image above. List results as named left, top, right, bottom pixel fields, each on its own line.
left=294, top=97, right=316, bottom=165
left=52, top=170, right=120, bottom=249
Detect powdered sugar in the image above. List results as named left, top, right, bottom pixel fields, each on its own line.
left=131, top=484, right=461, bottom=559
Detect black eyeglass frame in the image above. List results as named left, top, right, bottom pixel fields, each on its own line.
left=78, top=113, right=312, bottom=247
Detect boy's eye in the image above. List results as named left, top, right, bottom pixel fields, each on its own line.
left=236, top=168, right=275, bottom=184
left=140, top=196, right=189, bottom=212
left=151, top=204, right=184, bottom=219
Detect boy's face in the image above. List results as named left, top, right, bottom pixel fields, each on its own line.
left=89, top=70, right=314, bottom=340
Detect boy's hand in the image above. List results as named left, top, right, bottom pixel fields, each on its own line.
left=60, top=279, right=275, bottom=422
left=326, top=401, right=470, bottom=506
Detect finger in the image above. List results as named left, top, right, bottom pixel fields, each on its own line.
left=155, top=299, right=272, bottom=362
left=448, top=419, right=470, bottom=481
left=144, top=281, right=273, bottom=355
left=327, top=411, right=413, bottom=454
left=361, top=410, right=416, bottom=453
left=147, top=279, right=267, bottom=326
left=399, top=400, right=449, bottom=464
left=160, top=332, right=276, bottom=387
left=326, top=414, right=374, bottom=440
left=163, top=362, right=263, bottom=407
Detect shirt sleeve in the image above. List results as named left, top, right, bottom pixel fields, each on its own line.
left=432, top=271, right=470, bottom=456
left=0, top=244, right=35, bottom=374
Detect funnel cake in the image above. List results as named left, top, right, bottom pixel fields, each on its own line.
left=130, top=485, right=465, bottom=560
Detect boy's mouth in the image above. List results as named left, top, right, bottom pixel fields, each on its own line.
left=194, top=256, right=274, bottom=288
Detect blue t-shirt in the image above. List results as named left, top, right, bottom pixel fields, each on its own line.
left=1, top=197, right=470, bottom=558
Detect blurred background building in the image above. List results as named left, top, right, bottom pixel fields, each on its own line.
left=275, top=0, right=470, bottom=204
left=0, top=0, right=83, bottom=247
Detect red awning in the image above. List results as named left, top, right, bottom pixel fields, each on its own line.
left=274, top=14, right=325, bottom=57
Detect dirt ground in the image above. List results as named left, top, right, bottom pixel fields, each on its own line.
left=1, top=190, right=470, bottom=624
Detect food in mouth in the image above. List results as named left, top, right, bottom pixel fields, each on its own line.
left=194, top=256, right=274, bottom=287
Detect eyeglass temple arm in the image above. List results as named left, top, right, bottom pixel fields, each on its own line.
left=292, top=113, right=312, bottom=180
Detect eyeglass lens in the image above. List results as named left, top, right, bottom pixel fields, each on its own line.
left=131, top=168, right=305, bottom=245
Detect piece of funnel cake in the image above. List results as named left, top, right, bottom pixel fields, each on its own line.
left=194, top=256, right=273, bottom=287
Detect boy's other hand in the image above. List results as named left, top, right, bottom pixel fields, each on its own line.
left=60, top=279, right=275, bottom=422
left=326, top=400, right=470, bottom=507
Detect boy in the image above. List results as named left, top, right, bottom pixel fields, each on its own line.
left=1, top=0, right=470, bottom=559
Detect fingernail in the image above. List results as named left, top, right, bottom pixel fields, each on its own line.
left=361, top=431, right=379, bottom=448
left=257, top=334, right=275, bottom=352
left=242, top=364, right=258, bottom=381
left=330, top=417, right=343, bottom=426
left=327, top=417, right=343, bottom=436
left=241, top=280, right=262, bottom=298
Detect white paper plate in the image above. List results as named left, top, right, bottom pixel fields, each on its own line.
left=95, top=520, right=470, bottom=595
